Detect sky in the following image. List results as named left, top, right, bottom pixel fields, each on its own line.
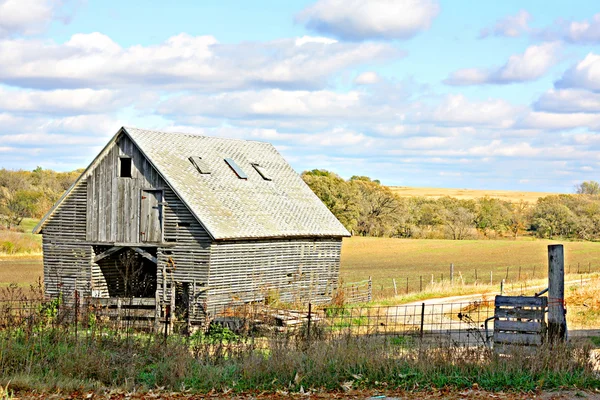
left=2, top=1, right=600, bottom=192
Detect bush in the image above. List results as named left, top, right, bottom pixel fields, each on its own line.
left=0, top=230, right=41, bottom=254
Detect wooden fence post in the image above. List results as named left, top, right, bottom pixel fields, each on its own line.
left=367, top=276, right=372, bottom=302
left=169, top=285, right=176, bottom=335
left=393, top=279, right=397, bottom=296
left=406, top=277, right=409, bottom=294
left=450, top=263, right=454, bottom=284
left=548, top=244, right=567, bottom=342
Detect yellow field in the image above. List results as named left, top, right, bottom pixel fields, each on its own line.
left=389, top=186, right=559, bottom=203
left=2, top=237, right=600, bottom=298
left=340, top=237, right=600, bottom=294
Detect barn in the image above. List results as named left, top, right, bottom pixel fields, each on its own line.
left=33, top=127, right=350, bottom=325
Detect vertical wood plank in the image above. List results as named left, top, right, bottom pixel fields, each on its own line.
left=548, top=244, right=567, bottom=342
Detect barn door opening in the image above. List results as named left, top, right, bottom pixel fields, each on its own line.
left=140, top=190, right=163, bottom=243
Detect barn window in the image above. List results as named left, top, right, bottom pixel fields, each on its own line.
left=251, top=163, right=271, bottom=181
left=224, top=158, right=247, bottom=179
left=189, top=156, right=211, bottom=174
left=119, top=157, right=132, bottom=178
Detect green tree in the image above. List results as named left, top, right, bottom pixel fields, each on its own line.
left=530, top=196, right=577, bottom=239
left=475, top=197, right=511, bottom=237
left=302, top=170, right=360, bottom=232
left=575, top=180, right=600, bottom=195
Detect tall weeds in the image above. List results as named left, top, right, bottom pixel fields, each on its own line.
left=0, top=327, right=598, bottom=393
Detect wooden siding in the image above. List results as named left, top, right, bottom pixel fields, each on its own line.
left=86, top=134, right=165, bottom=243
left=42, top=182, right=91, bottom=298
left=206, top=238, right=342, bottom=312
left=157, top=187, right=212, bottom=323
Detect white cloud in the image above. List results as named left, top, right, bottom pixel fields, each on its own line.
left=479, top=10, right=532, bottom=38
left=0, top=0, right=52, bottom=37
left=354, top=71, right=380, bottom=85
left=518, top=111, right=600, bottom=130
left=534, top=89, right=600, bottom=113
left=445, top=42, right=561, bottom=85
left=0, top=33, right=400, bottom=90
left=539, top=13, right=600, bottom=44
left=157, top=88, right=409, bottom=124
left=0, top=87, right=128, bottom=114
left=555, top=53, right=600, bottom=91
left=296, top=0, right=440, bottom=41
left=416, top=95, right=523, bottom=128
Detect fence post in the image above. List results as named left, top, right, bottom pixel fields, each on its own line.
left=518, top=266, right=521, bottom=281
left=307, top=302, right=312, bottom=341
left=505, top=266, right=509, bottom=281
left=367, top=276, right=372, bottom=302
left=393, top=279, right=397, bottom=296
left=420, top=303, right=425, bottom=340
left=74, top=290, right=79, bottom=341
left=500, top=279, right=504, bottom=295
left=116, top=298, right=122, bottom=330
left=548, top=244, right=567, bottom=343
left=420, top=276, right=423, bottom=292
left=406, top=277, right=409, bottom=294
left=164, top=304, right=170, bottom=341
left=475, top=269, right=478, bottom=284
left=450, top=263, right=454, bottom=284
left=169, top=285, right=176, bottom=335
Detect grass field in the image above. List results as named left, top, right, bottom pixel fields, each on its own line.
left=389, top=186, right=558, bottom=203
left=340, top=237, right=600, bottom=294
left=2, top=236, right=599, bottom=292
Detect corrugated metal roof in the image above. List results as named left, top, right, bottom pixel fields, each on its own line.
left=124, top=127, right=350, bottom=239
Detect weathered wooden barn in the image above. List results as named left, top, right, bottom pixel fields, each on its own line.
left=34, top=127, right=350, bottom=324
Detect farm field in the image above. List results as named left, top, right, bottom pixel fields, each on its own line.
left=2, top=236, right=600, bottom=293
left=340, top=236, right=600, bottom=294
left=389, top=186, right=558, bottom=203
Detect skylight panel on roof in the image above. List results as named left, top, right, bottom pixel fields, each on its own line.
left=224, top=158, right=247, bottom=179
left=189, top=156, right=211, bottom=174
left=252, top=163, right=271, bottom=181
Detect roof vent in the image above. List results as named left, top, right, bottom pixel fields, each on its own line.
left=251, top=163, right=271, bottom=181
left=189, top=156, right=211, bottom=174
left=224, top=158, right=247, bottom=179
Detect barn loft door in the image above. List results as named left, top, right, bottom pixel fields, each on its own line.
left=140, top=190, right=163, bottom=243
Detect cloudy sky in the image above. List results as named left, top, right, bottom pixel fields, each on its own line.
left=2, top=0, right=600, bottom=192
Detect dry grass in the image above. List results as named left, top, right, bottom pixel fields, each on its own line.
left=0, top=258, right=42, bottom=287
left=340, top=237, right=600, bottom=295
left=389, top=186, right=558, bottom=204
left=0, top=230, right=41, bottom=256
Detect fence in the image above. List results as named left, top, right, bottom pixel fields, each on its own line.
left=1, top=293, right=597, bottom=348
left=0, top=297, right=504, bottom=348
left=367, top=264, right=600, bottom=299
left=341, top=278, right=372, bottom=303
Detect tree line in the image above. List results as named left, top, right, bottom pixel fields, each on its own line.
left=0, top=167, right=81, bottom=228
left=302, top=170, right=600, bottom=241
left=1, top=167, right=600, bottom=241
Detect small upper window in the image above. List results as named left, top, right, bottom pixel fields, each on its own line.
left=252, top=163, right=271, bottom=181
left=189, top=156, right=211, bottom=174
left=224, top=158, right=247, bottom=179
left=119, top=157, right=132, bottom=178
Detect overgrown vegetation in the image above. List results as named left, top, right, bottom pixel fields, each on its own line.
left=0, top=167, right=81, bottom=229
left=0, top=325, right=598, bottom=394
left=303, top=170, right=600, bottom=241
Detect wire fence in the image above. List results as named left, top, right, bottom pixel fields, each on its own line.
left=366, top=266, right=600, bottom=298
left=2, top=294, right=597, bottom=351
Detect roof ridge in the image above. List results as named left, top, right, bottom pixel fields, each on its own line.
left=123, top=126, right=273, bottom=145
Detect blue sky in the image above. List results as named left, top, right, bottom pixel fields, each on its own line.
left=2, top=0, right=600, bottom=192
